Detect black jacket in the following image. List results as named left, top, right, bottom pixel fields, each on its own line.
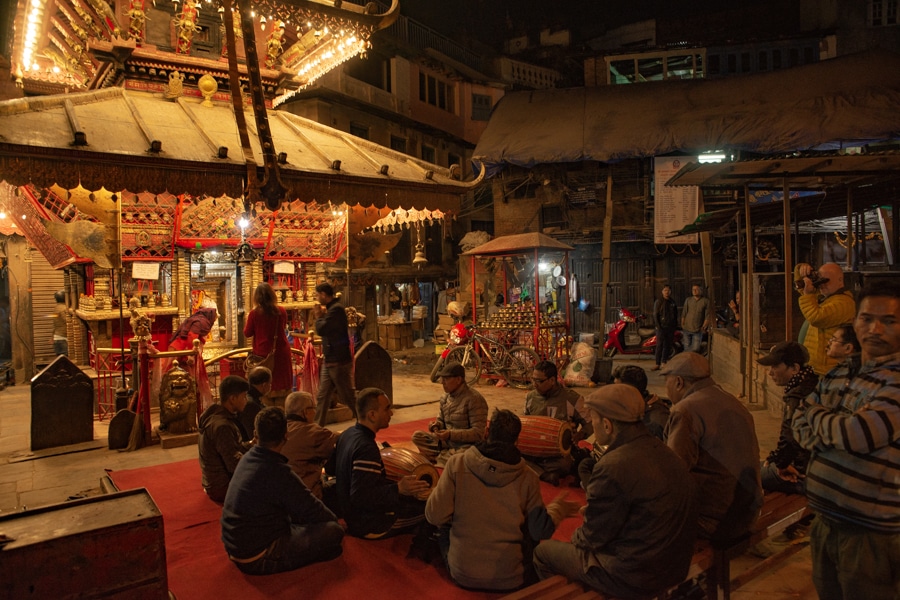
left=315, top=299, right=351, bottom=364
left=653, top=297, right=678, bottom=331
left=766, top=367, right=819, bottom=471
left=221, top=445, right=338, bottom=559
left=327, top=423, right=399, bottom=537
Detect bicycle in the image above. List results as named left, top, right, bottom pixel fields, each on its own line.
left=431, top=323, right=540, bottom=389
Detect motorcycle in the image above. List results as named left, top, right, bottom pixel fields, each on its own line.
left=603, top=305, right=683, bottom=358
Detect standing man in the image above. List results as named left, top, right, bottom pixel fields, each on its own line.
left=523, top=360, right=593, bottom=484
left=533, top=384, right=697, bottom=599
left=794, top=262, right=856, bottom=375
left=198, top=375, right=252, bottom=502
left=313, top=283, right=355, bottom=426
left=681, top=284, right=710, bottom=354
left=221, top=407, right=344, bottom=575
left=652, top=285, right=678, bottom=371
left=52, top=290, right=68, bottom=356
left=412, top=363, right=488, bottom=465
left=329, top=388, right=429, bottom=538
left=662, top=352, right=763, bottom=542
left=425, top=409, right=579, bottom=591
left=792, top=281, right=900, bottom=600
left=756, top=342, right=818, bottom=495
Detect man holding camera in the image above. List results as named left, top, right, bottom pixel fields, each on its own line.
left=795, top=263, right=856, bottom=375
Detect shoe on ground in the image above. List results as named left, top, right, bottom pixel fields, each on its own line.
left=772, top=523, right=810, bottom=545
left=539, top=471, right=562, bottom=486
left=747, top=540, right=775, bottom=558
left=651, top=365, right=661, bottom=371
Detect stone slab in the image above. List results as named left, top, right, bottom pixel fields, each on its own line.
left=30, top=356, right=94, bottom=451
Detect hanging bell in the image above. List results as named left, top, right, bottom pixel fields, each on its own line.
left=412, top=244, right=428, bottom=268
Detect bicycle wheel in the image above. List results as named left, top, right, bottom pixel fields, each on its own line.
left=446, top=346, right=482, bottom=386
left=505, top=346, right=541, bottom=389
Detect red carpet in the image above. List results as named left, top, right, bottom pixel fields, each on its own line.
left=108, top=418, right=586, bottom=600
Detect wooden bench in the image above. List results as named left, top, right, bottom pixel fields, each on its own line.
left=501, top=575, right=607, bottom=600
left=504, top=493, right=809, bottom=600
left=670, top=491, right=811, bottom=600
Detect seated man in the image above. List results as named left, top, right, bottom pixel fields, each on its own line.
left=221, top=407, right=344, bottom=575
left=238, top=366, right=272, bottom=441
left=662, top=353, right=764, bottom=542
left=198, top=375, right=252, bottom=503
left=577, top=364, right=672, bottom=488
left=757, top=342, right=819, bottom=495
left=534, top=385, right=697, bottom=599
left=523, top=360, right=593, bottom=485
left=329, top=388, right=430, bottom=538
left=827, top=323, right=861, bottom=362
left=614, top=364, right=670, bottom=440
left=426, top=408, right=579, bottom=591
left=282, top=391, right=338, bottom=500
left=412, top=363, right=488, bottom=465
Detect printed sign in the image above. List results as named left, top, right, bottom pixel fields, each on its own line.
left=131, top=262, right=160, bottom=280
left=273, top=261, right=295, bottom=274
left=654, top=157, right=699, bottom=244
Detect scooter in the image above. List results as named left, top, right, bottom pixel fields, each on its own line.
left=603, top=305, right=683, bottom=358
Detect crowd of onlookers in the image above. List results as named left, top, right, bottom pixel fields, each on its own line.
left=194, top=263, right=899, bottom=600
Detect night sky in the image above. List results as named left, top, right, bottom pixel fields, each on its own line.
left=400, top=0, right=788, bottom=49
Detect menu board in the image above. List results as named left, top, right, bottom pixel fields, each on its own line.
left=654, top=157, right=699, bottom=244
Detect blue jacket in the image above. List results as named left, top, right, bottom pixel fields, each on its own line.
left=221, top=445, right=338, bottom=559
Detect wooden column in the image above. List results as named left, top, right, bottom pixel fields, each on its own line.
left=743, top=185, right=755, bottom=403
left=846, top=189, right=853, bottom=270
left=698, top=190, right=715, bottom=346
left=782, top=178, right=793, bottom=341
left=599, top=170, right=614, bottom=327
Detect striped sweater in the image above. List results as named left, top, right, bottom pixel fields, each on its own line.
left=792, top=351, right=900, bottom=531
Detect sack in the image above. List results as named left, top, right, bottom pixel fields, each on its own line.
left=245, top=351, right=275, bottom=373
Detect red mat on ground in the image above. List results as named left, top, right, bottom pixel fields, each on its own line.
left=108, top=418, right=586, bottom=600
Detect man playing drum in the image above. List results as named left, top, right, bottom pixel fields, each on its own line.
left=329, top=388, right=430, bottom=539
left=412, top=363, right=489, bottom=466
left=523, top=361, right=593, bottom=485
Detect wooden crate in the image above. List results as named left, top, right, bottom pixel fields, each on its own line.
left=0, top=488, right=168, bottom=600
left=379, top=323, right=413, bottom=351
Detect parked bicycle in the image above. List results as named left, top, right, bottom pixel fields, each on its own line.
left=430, top=323, right=540, bottom=389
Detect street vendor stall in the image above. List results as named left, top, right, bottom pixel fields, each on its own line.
left=461, top=233, right=573, bottom=374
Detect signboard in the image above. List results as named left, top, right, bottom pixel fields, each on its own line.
left=654, top=157, right=699, bottom=244
left=273, top=261, right=295, bottom=274
left=131, top=262, right=160, bottom=280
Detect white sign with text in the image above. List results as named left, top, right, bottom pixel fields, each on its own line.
left=654, top=157, right=699, bottom=244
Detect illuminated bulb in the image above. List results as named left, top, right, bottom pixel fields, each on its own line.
left=52, top=66, right=59, bottom=73
left=238, top=217, right=249, bottom=229
left=0, top=212, right=6, bottom=219
left=21, top=215, right=27, bottom=220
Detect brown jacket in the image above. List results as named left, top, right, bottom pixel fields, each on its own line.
left=282, top=416, right=338, bottom=499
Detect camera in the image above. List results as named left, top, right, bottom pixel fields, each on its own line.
left=793, top=263, right=830, bottom=291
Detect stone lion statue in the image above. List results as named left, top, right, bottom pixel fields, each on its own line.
left=158, top=364, right=197, bottom=435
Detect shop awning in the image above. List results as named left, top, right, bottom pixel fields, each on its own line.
left=462, top=232, right=574, bottom=256
left=473, top=50, right=900, bottom=176
left=665, top=152, right=900, bottom=191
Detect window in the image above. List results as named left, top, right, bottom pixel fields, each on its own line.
left=448, top=153, right=461, bottom=169
left=390, top=135, right=406, bottom=154
left=470, top=220, right=494, bottom=236
left=471, top=94, right=492, bottom=121
left=349, top=122, right=369, bottom=140
left=421, top=145, right=435, bottom=163
left=869, top=0, right=897, bottom=25
left=419, top=72, right=455, bottom=113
